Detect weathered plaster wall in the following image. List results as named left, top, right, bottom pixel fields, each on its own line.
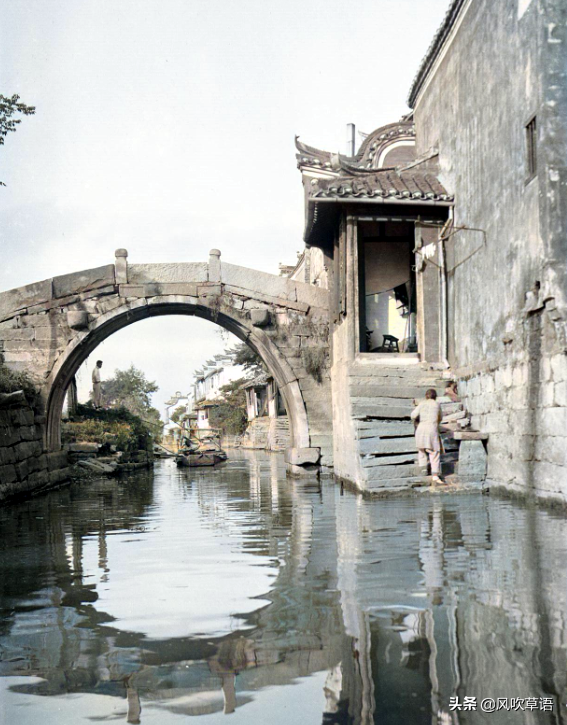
left=413, top=0, right=567, bottom=503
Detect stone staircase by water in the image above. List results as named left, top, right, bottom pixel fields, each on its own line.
left=241, top=416, right=290, bottom=452
left=349, top=363, right=487, bottom=491
left=267, top=416, right=290, bottom=451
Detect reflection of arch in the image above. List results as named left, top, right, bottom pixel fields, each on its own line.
left=45, top=299, right=310, bottom=453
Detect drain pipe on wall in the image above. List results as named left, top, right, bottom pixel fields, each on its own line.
left=438, top=213, right=452, bottom=370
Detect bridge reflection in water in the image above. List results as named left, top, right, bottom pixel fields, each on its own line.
left=0, top=452, right=565, bottom=724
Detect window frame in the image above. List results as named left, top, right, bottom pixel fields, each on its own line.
left=525, top=115, right=537, bottom=183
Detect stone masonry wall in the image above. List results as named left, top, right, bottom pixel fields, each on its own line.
left=413, top=0, right=567, bottom=503
left=0, top=402, right=69, bottom=503
left=458, top=312, right=567, bottom=504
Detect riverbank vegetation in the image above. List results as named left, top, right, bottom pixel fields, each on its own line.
left=65, top=364, right=163, bottom=452
left=207, top=379, right=249, bottom=436
left=63, top=404, right=158, bottom=452
left=0, top=354, right=37, bottom=401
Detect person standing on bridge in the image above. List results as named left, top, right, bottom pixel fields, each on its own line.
left=411, top=388, right=443, bottom=485
left=92, top=360, right=103, bottom=408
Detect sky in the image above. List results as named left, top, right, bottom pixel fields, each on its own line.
left=1, top=0, right=450, bottom=415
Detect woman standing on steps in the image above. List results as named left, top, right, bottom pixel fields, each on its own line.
left=411, top=388, right=444, bottom=485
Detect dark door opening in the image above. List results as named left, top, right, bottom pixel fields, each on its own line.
left=358, top=221, right=417, bottom=353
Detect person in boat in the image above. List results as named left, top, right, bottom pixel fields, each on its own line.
left=411, top=388, right=444, bottom=485
left=444, top=381, right=460, bottom=402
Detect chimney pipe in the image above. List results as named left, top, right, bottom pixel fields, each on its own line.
left=346, top=123, right=356, bottom=157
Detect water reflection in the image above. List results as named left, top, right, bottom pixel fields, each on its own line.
left=0, top=451, right=565, bottom=724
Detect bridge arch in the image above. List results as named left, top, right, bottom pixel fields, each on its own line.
left=0, top=250, right=332, bottom=472
left=45, top=298, right=310, bottom=454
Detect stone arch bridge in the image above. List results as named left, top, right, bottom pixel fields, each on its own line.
left=0, top=250, right=332, bottom=473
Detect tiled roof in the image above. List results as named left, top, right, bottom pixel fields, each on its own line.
left=310, top=169, right=453, bottom=203
left=241, top=372, right=271, bottom=389
left=408, top=0, right=467, bottom=108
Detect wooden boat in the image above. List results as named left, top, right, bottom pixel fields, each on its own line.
left=175, top=427, right=228, bottom=468
left=176, top=451, right=225, bottom=467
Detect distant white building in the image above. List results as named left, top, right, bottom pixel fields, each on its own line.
left=163, top=391, right=193, bottom=423
left=191, top=355, right=247, bottom=430
left=193, top=355, right=246, bottom=405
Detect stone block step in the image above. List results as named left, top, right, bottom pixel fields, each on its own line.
left=442, top=409, right=467, bottom=423
left=352, top=403, right=412, bottom=420
left=453, top=431, right=488, bottom=440
left=355, top=420, right=415, bottom=439
left=348, top=383, right=446, bottom=399
left=361, top=452, right=416, bottom=467
left=364, top=463, right=419, bottom=480
left=349, top=364, right=445, bottom=379
left=365, top=478, right=426, bottom=492
left=364, top=473, right=424, bottom=488
left=359, top=436, right=417, bottom=456
left=351, top=394, right=415, bottom=407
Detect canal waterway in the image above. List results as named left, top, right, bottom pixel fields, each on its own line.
left=0, top=452, right=565, bottom=724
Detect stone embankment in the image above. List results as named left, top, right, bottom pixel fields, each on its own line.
left=68, top=442, right=153, bottom=477
left=0, top=394, right=69, bottom=502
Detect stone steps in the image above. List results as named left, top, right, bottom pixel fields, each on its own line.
left=344, top=363, right=489, bottom=487
left=242, top=416, right=290, bottom=451
left=241, top=417, right=271, bottom=449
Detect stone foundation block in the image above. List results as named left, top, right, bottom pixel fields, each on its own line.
left=554, top=382, right=567, bottom=407
left=47, top=451, right=68, bottom=471
left=26, top=470, right=49, bottom=486
left=0, top=446, right=15, bottom=465
left=0, top=428, right=20, bottom=447
left=19, top=425, right=37, bottom=441
left=550, top=354, right=567, bottom=382
left=285, top=447, right=321, bottom=465
left=457, top=440, right=487, bottom=478
left=12, top=408, right=34, bottom=426
left=0, top=464, right=17, bottom=484
left=49, top=467, right=71, bottom=484
left=13, top=440, right=42, bottom=461
left=15, top=459, right=30, bottom=481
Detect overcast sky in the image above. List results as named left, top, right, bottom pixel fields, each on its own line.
left=1, top=0, right=450, bottom=415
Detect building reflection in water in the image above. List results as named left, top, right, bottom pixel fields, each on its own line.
left=0, top=453, right=565, bottom=724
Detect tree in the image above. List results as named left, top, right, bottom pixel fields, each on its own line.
left=207, top=378, right=249, bottom=436
left=97, top=364, right=162, bottom=440
left=0, top=94, right=35, bottom=186
left=226, top=342, right=264, bottom=376
left=170, top=405, right=186, bottom=424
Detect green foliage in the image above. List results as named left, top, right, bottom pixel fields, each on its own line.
left=302, top=347, right=326, bottom=384
left=0, top=354, right=37, bottom=400
left=64, top=403, right=156, bottom=452
left=207, top=378, right=248, bottom=436
left=0, top=94, right=35, bottom=186
left=97, top=364, right=162, bottom=440
left=170, top=405, right=186, bottom=424
left=226, top=343, right=264, bottom=376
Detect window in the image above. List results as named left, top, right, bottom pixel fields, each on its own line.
left=526, top=116, right=537, bottom=181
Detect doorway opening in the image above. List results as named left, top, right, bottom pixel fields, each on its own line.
left=358, top=220, right=417, bottom=353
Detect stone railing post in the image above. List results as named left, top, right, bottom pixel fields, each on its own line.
left=209, top=249, right=221, bottom=283
left=115, top=248, right=128, bottom=285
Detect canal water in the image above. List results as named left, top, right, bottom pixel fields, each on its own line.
left=0, top=452, right=565, bottom=725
